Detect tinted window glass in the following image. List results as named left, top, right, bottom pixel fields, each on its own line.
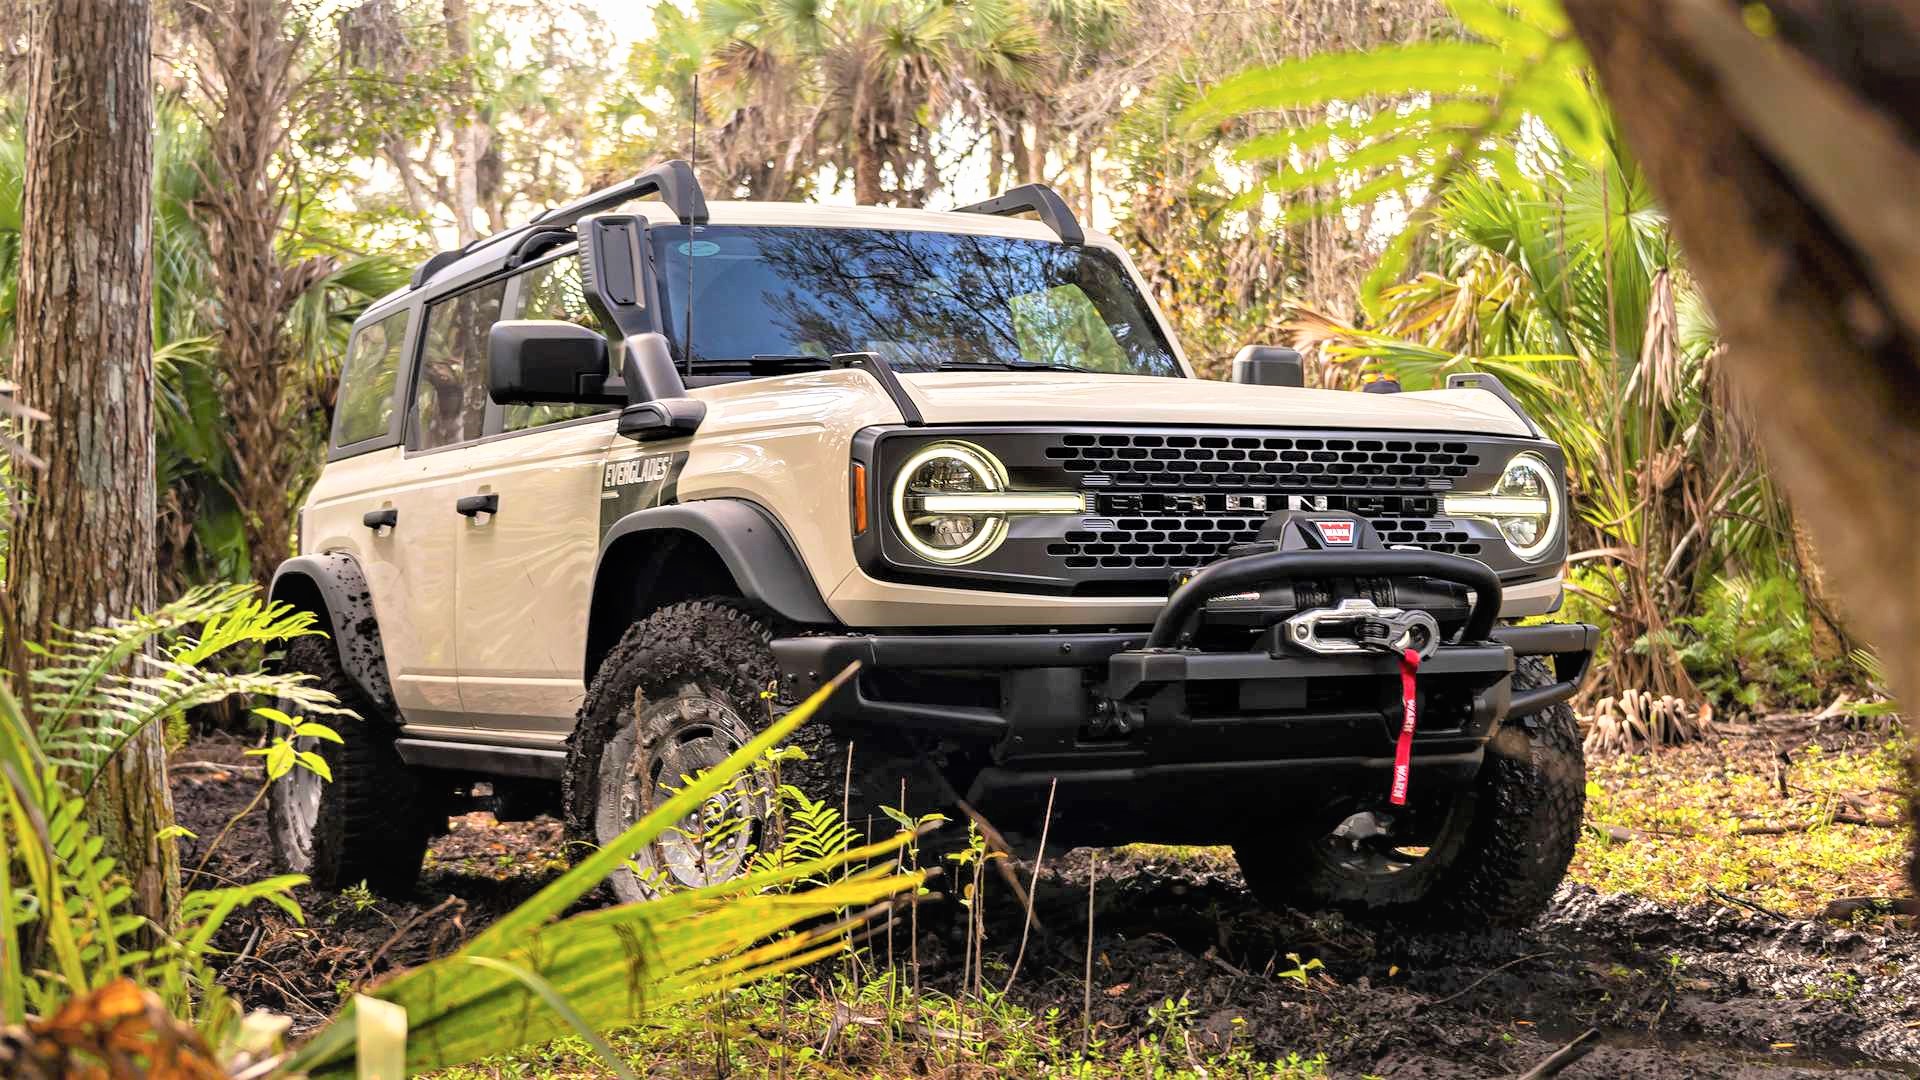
left=503, top=256, right=615, bottom=432
left=412, top=278, right=507, bottom=450
left=334, top=308, right=409, bottom=446
left=650, top=226, right=1181, bottom=378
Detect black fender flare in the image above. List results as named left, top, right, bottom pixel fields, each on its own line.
left=268, top=552, right=396, bottom=712
left=594, top=499, right=839, bottom=627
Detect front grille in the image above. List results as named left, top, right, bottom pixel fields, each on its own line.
left=858, top=425, right=1561, bottom=597
left=1048, top=493, right=1483, bottom=572
left=1042, top=432, right=1480, bottom=489
left=1041, top=434, right=1484, bottom=572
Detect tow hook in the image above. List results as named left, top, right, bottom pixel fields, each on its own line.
left=1281, top=598, right=1440, bottom=659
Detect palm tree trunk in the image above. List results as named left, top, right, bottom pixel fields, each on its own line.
left=851, top=80, right=884, bottom=204
left=10, top=0, right=176, bottom=929
left=1562, top=0, right=1920, bottom=888
left=192, top=0, right=331, bottom=588
left=854, top=144, right=884, bottom=204
left=987, top=123, right=1005, bottom=195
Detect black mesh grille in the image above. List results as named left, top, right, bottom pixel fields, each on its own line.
left=1040, top=434, right=1483, bottom=573
left=1042, top=432, right=1479, bottom=489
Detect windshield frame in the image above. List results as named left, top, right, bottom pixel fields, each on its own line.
left=645, top=222, right=1189, bottom=381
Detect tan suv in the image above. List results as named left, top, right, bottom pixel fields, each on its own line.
left=267, top=161, right=1596, bottom=925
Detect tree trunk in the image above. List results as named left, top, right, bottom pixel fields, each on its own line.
left=10, top=0, right=176, bottom=926
left=444, top=0, right=483, bottom=245
left=1561, top=0, right=1920, bottom=888
left=193, top=0, right=332, bottom=587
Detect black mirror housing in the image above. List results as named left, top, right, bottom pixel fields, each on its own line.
left=579, top=213, right=653, bottom=339
left=1232, top=345, right=1305, bottom=388
left=487, top=320, right=621, bottom=405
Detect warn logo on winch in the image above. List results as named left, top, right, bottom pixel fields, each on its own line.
left=1315, top=520, right=1356, bottom=546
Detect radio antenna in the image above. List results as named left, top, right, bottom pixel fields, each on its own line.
left=683, top=73, right=698, bottom=377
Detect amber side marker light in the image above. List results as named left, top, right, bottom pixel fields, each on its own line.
left=851, top=462, right=869, bottom=535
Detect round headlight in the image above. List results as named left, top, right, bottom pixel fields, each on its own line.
left=891, top=442, right=1011, bottom=564
left=1442, top=451, right=1562, bottom=561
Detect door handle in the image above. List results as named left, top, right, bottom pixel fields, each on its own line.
left=456, top=493, right=499, bottom=518
left=363, top=508, right=398, bottom=530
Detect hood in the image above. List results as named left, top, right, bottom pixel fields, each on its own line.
left=895, top=371, right=1535, bottom=437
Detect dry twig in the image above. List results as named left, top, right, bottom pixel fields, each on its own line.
left=1516, top=1027, right=1601, bottom=1079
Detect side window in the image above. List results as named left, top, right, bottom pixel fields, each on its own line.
left=502, top=256, right=615, bottom=433
left=411, top=278, right=508, bottom=450
left=334, top=308, right=409, bottom=447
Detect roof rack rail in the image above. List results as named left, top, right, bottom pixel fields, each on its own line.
left=410, top=159, right=710, bottom=290
left=953, top=183, right=1084, bottom=245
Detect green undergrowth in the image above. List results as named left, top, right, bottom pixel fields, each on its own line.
left=434, top=968, right=1328, bottom=1079
left=1129, top=731, right=1910, bottom=919
left=1572, top=735, right=1909, bottom=917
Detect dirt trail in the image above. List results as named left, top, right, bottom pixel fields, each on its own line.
left=172, top=736, right=1920, bottom=1077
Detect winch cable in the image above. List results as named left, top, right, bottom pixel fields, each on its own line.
left=1389, top=647, right=1421, bottom=806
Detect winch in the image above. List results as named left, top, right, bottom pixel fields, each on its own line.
left=1172, top=509, right=1472, bottom=653
left=1281, top=597, right=1440, bottom=659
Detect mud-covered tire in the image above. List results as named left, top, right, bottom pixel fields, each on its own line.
left=566, top=599, right=887, bottom=903
left=1235, top=655, right=1584, bottom=928
left=266, top=635, right=436, bottom=896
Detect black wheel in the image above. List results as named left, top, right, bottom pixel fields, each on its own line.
left=1234, top=656, right=1585, bottom=928
left=266, top=635, right=437, bottom=896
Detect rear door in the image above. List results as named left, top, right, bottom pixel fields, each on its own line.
left=450, top=252, right=621, bottom=743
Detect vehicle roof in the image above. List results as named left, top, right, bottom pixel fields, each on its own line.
left=362, top=199, right=1120, bottom=320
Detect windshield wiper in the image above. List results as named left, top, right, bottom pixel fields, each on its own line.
left=689, top=354, right=833, bottom=373
left=932, top=360, right=1084, bottom=373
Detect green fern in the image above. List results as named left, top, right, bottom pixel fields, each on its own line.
left=28, top=584, right=339, bottom=787
left=1, top=585, right=331, bottom=1033
left=750, top=784, right=858, bottom=886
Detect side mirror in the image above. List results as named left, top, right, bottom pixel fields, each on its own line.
left=488, top=320, right=622, bottom=406
left=1232, top=345, right=1305, bottom=388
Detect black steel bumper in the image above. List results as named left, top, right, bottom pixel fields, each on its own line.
left=773, top=621, right=1596, bottom=735
left=772, top=549, right=1596, bottom=843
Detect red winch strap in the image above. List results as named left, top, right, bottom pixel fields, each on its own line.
left=1389, top=647, right=1421, bottom=806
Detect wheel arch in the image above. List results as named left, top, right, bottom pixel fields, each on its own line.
left=585, top=500, right=838, bottom=684
left=268, top=552, right=397, bottom=713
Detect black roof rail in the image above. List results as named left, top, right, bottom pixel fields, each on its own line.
left=953, top=183, right=1084, bottom=245
left=409, top=159, right=710, bottom=290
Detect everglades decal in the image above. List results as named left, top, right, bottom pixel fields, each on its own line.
left=599, top=451, right=688, bottom=533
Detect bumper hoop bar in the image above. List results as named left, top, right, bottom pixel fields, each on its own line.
left=1146, top=549, right=1505, bottom=650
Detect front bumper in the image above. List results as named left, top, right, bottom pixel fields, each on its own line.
left=773, top=547, right=1596, bottom=845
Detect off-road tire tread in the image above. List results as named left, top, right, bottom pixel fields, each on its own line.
left=565, top=598, right=945, bottom=876
left=1236, top=656, right=1584, bottom=928
left=566, top=599, right=813, bottom=842
left=268, top=635, right=434, bottom=896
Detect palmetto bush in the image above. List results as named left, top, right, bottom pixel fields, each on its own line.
left=1187, top=0, right=1817, bottom=707
left=0, top=587, right=916, bottom=1076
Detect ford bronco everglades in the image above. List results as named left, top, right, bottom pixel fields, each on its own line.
left=266, top=160, right=1596, bottom=925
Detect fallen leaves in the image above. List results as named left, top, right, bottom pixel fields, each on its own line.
left=0, top=980, right=227, bottom=1080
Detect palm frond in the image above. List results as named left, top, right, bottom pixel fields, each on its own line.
left=1185, top=0, right=1602, bottom=311
left=287, top=664, right=926, bottom=1078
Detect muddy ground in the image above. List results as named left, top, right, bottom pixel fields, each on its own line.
left=171, top=732, right=1920, bottom=1078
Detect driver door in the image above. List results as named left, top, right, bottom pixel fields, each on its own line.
left=451, top=253, right=622, bottom=744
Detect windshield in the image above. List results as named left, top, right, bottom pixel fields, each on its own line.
left=649, top=225, right=1183, bottom=378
